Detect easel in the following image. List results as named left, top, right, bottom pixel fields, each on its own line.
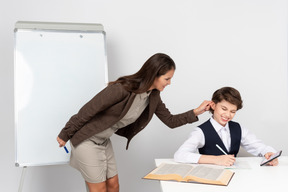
left=18, top=166, right=89, bottom=192
left=18, top=166, right=27, bottom=192
left=15, top=21, right=105, bottom=192
left=85, top=183, right=89, bottom=192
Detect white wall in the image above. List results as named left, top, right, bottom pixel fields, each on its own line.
left=1, top=0, right=287, bottom=192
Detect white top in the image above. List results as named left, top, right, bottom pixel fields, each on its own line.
left=174, top=117, right=276, bottom=164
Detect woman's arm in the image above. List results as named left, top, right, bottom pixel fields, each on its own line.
left=57, top=83, right=130, bottom=142
left=155, top=97, right=211, bottom=128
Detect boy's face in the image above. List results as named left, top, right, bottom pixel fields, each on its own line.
left=211, top=100, right=237, bottom=127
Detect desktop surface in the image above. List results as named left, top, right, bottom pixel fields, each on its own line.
left=154, top=156, right=288, bottom=192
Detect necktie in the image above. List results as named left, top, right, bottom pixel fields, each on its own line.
left=221, top=127, right=230, bottom=152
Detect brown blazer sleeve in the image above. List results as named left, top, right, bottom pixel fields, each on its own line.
left=154, top=97, right=198, bottom=128
left=58, top=83, right=129, bottom=142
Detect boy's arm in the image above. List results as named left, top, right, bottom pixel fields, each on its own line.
left=198, top=154, right=236, bottom=166
left=240, top=125, right=277, bottom=156
left=174, top=125, right=235, bottom=166
left=174, top=128, right=204, bottom=163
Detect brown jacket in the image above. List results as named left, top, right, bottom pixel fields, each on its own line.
left=58, top=83, right=198, bottom=149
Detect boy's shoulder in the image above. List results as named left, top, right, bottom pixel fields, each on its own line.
left=198, top=119, right=242, bottom=129
left=228, top=120, right=240, bottom=126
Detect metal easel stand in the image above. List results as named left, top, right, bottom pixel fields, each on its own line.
left=85, top=182, right=89, bottom=192
left=18, top=166, right=27, bottom=192
left=18, top=166, right=89, bottom=192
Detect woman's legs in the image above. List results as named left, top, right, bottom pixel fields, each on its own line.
left=86, top=181, right=106, bottom=192
left=86, top=174, right=119, bottom=192
left=106, top=175, right=119, bottom=192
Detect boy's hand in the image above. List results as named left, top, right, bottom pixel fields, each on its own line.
left=215, top=155, right=236, bottom=166
left=264, top=152, right=279, bottom=166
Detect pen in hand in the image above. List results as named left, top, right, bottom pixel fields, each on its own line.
left=57, top=137, right=68, bottom=153
left=216, top=144, right=236, bottom=166
left=216, top=144, right=227, bottom=155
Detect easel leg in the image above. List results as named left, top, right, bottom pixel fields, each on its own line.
left=85, top=181, right=89, bottom=192
left=18, top=166, right=27, bottom=192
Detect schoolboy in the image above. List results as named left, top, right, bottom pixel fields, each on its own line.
left=174, top=87, right=279, bottom=166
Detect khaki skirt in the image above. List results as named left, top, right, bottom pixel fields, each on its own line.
left=70, top=138, right=117, bottom=183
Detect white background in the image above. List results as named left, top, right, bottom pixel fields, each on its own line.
left=0, top=0, right=287, bottom=192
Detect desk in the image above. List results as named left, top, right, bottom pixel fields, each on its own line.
left=155, top=157, right=288, bottom=192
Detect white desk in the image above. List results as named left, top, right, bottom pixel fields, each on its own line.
left=155, top=157, right=288, bottom=192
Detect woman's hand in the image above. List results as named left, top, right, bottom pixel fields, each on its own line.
left=56, top=136, right=66, bottom=147
left=264, top=152, right=279, bottom=166
left=193, top=100, right=212, bottom=116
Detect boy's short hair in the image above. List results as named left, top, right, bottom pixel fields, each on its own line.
left=209, top=87, right=243, bottom=113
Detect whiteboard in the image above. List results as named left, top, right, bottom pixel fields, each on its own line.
left=14, top=21, right=108, bottom=167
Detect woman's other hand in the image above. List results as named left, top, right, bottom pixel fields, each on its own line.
left=57, top=136, right=66, bottom=147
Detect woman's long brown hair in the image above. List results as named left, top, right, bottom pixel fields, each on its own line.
left=109, top=53, right=176, bottom=93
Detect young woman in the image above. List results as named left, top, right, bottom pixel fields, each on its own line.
left=57, top=53, right=211, bottom=192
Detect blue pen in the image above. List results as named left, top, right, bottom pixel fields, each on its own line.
left=64, top=146, right=69, bottom=153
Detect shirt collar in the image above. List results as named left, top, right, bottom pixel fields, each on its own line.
left=139, top=91, right=151, bottom=99
left=209, top=116, right=230, bottom=132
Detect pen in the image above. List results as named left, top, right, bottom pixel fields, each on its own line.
left=64, top=146, right=69, bottom=153
left=216, top=144, right=227, bottom=155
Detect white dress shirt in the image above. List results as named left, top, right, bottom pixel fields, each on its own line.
left=174, top=117, right=277, bottom=164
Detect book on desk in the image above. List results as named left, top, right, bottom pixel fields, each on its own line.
left=143, top=163, right=234, bottom=186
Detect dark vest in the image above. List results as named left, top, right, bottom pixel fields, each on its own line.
left=198, top=120, right=242, bottom=156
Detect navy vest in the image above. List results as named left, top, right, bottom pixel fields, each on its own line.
left=198, top=120, right=241, bottom=156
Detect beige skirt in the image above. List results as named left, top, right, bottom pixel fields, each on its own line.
left=70, top=138, right=117, bottom=183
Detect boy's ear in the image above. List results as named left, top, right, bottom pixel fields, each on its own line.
left=211, top=102, right=216, bottom=110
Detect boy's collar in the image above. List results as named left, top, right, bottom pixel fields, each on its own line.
left=210, top=116, right=229, bottom=131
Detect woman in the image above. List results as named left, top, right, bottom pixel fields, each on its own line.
left=57, top=53, right=211, bottom=192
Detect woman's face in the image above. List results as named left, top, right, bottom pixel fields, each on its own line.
left=149, top=69, right=175, bottom=91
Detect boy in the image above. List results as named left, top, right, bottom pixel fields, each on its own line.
left=174, top=87, right=279, bottom=166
